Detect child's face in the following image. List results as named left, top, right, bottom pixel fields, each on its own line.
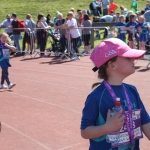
left=132, top=16, right=136, bottom=22
left=120, top=17, right=124, bottom=22
left=1, top=35, right=7, bottom=43
left=116, top=13, right=120, bottom=17
left=113, top=57, right=135, bottom=77
left=138, top=17, right=144, bottom=23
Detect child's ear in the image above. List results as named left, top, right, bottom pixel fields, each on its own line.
left=108, top=61, right=116, bottom=70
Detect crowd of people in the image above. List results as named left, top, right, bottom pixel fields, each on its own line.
left=91, top=0, right=150, bottom=52
left=0, top=0, right=150, bottom=60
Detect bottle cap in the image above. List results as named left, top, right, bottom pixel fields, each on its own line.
left=116, top=97, right=120, bottom=101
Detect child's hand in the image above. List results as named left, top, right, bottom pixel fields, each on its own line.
left=105, top=109, right=124, bottom=133
left=4, top=43, right=8, bottom=47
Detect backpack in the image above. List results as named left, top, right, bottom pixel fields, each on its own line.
left=17, top=19, right=25, bottom=32
left=89, top=2, right=94, bottom=10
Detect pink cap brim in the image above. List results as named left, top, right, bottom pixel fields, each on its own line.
left=119, top=49, right=146, bottom=59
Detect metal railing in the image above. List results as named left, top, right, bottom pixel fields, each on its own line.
left=1, top=26, right=150, bottom=68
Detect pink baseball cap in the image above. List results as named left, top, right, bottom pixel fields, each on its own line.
left=90, top=38, right=146, bottom=72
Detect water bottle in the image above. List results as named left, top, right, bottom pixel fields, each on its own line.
left=106, top=98, right=121, bottom=143
left=111, top=97, right=121, bottom=117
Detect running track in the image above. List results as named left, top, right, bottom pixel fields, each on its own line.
left=0, top=55, right=150, bottom=150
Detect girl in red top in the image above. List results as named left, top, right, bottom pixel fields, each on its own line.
left=108, top=0, right=118, bottom=15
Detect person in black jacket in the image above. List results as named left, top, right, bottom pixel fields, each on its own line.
left=9, top=13, right=21, bottom=55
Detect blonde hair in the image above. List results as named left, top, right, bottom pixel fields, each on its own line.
left=0, top=33, right=12, bottom=43
left=82, top=9, right=87, bottom=15
left=119, top=15, right=125, bottom=21
left=57, top=13, right=63, bottom=17
left=129, top=13, right=136, bottom=22
left=120, top=6, right=124, bottom=10
left=138, top=15, right=145, bottom=22
left=67, top=11, right=74, bottom=16
left=26, top=14, right=32, bottom=19
left=70, top=8, right=75, bottom=13
left=126, top=10, right=134, bottom=18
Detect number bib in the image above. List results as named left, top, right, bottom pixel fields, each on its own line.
left=2, top=49, right=10, bottom=59
left=107, top=109, right=143, bottom=148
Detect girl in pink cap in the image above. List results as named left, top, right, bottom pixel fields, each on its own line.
left=80, top=38, right=150, bottom=150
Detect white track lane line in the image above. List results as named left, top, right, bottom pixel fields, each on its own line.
left=2, top=122, right=51, bottom=150
left=9, top=92, right=81, bottom=114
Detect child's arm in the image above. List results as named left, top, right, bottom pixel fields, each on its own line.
left=81, top=109, right=124, bottom=139
left=4, top=43, right=16, bottom=51
left=142, top=123, right=150, bottom=140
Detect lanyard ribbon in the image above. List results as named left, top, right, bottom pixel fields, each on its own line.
left=103, top=81, right=134, bottom=144
left=0, top=43, right=4, bottom=49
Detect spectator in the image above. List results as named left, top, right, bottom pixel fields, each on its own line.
left=113, top=15, right=126, bottom=42
left=116, top=13, right=120, bottom=22
left=92, top=0, right=101, bottom=17
left=110, top=10, right=115, bottom=16
left=100, top=15, right=117, bottom=38
left=108, top=0, right=118, bottom=15
left=135, top=15, right=150, bottom=50
left=94, top=30, right=100, bottom=40
left=136, top=11, right=142, bottom=20
left=70, top=8, right=76, bottom=17
left=102, top=0, right=109, bottom=16
left=145, top=3, right=150, bottom=12
left=148, top=0, right=150, bottom=6
left=141, top=10, right=145, bottom=15
left=53, top=11, right=60, bottom=24
left=76, top=10, right=83, bottom=48
left=0, top=14, right=13, bottom=36
left=54, top=13, right=67, bottom=55
left=125, top=10, right=134, bottom=23
left=97, top=0, right=103, bottom=15
left=82, top=14, right=92, bottom=55
left=93, top=16, right=100, bottom=22
left=36, top=14, right=51, bottom=57
left=131, top=0, right=138, bottom=13
left=22, top=14, right=36, bottom=54
left=43, top=17, right=48, bottom=26
left=46, top=14, right=54, bottom=27
left=120, top=6, right=128, bottom=16
left=79, top=9, right=87, bottom=25
left=144, top=10, right=150, bottom=22
left=100, top=15, right=117, bottom=22
left=9, top=13, right=21, bottom=55
left=76, top=10, right=82, bottom=25
left=125, top=13, right=137, bottom=49
left=65, top=11, right=81, bottom=60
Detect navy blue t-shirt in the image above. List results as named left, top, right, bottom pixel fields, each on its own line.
left=135, top=22, right=149, bottom=34
left=125, top=21, right=137, bottom=34
left=80, top=82, right=150, bottom=150
left=0, top=43, right=11, bottom=69
left=114, top=22, right=126, bottom=33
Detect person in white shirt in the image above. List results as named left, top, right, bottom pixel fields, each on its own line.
left=65, top=11, right=80, bottom=60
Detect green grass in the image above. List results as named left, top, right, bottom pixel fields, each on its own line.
left=0, top=0, right=146, bottom=50
left=0, top=0, right=146, bottom=22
